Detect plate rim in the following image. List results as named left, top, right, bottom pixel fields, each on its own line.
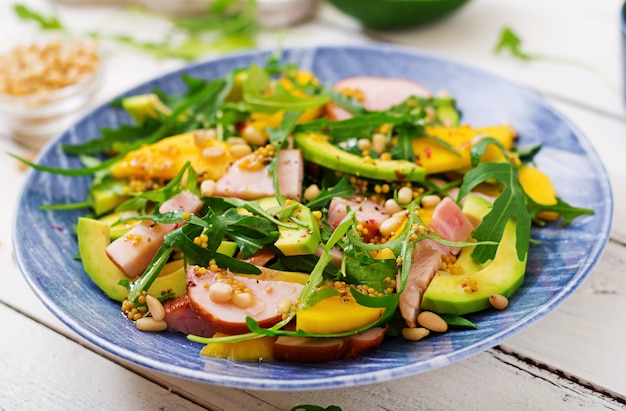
left=13, top=43, right=613, bottom=390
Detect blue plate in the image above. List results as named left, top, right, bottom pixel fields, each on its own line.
left=13, top=44, right=612, bottom=390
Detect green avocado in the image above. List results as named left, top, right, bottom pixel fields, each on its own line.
left=420, top=194, right=527, bottom=315
left=89, top=187, right=129, bottom=217
left=121, top=93, right=172, bottom=125
left=256, top=197, right=321, bottom=256
left=97, top=211, right=140, bottom=240
left=77, top=217, right=131, bottom=301
left=77, top=217, right=194, bottom=302
left=294, top=132, right=425, bottom=182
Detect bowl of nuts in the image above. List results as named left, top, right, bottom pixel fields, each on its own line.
left=0, top=37, right=103, bottom=149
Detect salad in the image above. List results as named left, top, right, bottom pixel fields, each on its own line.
left=20, top=53, right=594, bottom=363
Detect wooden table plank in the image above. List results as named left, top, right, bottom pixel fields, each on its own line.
left=350, top=0, right=625, bottom=118
left=0, top=303, right=207, bottom=411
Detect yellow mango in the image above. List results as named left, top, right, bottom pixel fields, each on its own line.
left=200, top=333, right=276, bottom=361
left=247, top=70, right=325, bottom=132
left=419, top=204, right=436, bottom=226
left=413, top=124, right=516, bottom=174
left=370, top=247, right=395, bottom=260
left=111, top=132, right=233, bottom=181
left=237, top=267, right=310, bottom=285
left=518, top=165, right=559, bottom=221
left=296, top=294, right=385, bottom=334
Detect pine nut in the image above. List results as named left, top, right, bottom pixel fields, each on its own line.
left=357, top=138, right=371, bottom=151
left=401, top=327, right=430, bottom=341
left=379, top=211, right=407, bottom=238
left=241, top=124, right=267, bottom=146
left=303, top=184, right=321, bottom=202
left=209, top=282, right=233, bottom=303
left=200, top=179, right=216, bottom=197
left=229, top=143, right=252, bottom=159
left=232, top=292, right=253, bottom=308
left=136, top=316, right=168, bottom=332
left=0, top=38, right=100, bottom=96
left=397, top=186, right=413, bottom=205
left=226, top=136, right=247, bottom=145
left=146, top=294, right=165, bottom=321
left=421, top=195, right=441, bottom=208
left=193, top=128, right=217, bottom=146
left=276, top=298, right=292, bottom=315
left=424, top=106, right=437, bottom=123
left=384, top=198, right=403, bottom=214
left=417, top=311, right=448, bottom=333
left=489, top=294, right=509, bottom=310
left=202, top=145, right=225, bottom=159
left=371, top=133, right=387, bottom=155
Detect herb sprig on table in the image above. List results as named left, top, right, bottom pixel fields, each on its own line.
left=494, top=26, right=618, bottom=93
left=12, top=0, right=260, bottom=61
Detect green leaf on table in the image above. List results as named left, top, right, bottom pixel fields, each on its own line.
left=494, top=26, right=534, bottom=61
left=13, top=4, right=63, bottom=30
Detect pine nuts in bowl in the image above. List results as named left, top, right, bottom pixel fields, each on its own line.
left=0, top=37, right=103, bottom=149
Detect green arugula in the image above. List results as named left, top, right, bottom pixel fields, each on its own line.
left=495, top=26, right=618, bottom=93
left=495, top=27, right=533, bottom=60
left=291, top=405, right=343, bottom=411
left=242, top=65, right=330, bottom=113
left=305, top=176, right=355, bottom=210
left=457, top=137, right=594, bottom=263
left=13, top=4, right=63, bottom=30
left=456, top=138, right=531, bottom=263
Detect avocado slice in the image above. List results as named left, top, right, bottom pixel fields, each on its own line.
left=77, top=217, right=132, bottom=301
left=89, top=187, right=130, bottom=217
left=256, top=197, right=321, bottom=256
left=76, top=217, right=196, bottom=302
left=294, top=132, right=425, bottom=182
left=122, top=93, right=172, bottom=125
left=97, top=211, right=140, bottom=240
left=420, top=195, right=527, bottom=315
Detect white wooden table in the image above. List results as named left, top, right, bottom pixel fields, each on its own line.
left=2, top=0, right=626, bottom=409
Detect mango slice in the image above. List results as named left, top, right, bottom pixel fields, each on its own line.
left=201, top=333, right=276, bottom=361
left=518, top=165, right=559, bottom=221
left=414, top=124, right=516, bottom=174
left=111, top=132, right=233, bottom=181
left=296, top=294, right=385, bottom=334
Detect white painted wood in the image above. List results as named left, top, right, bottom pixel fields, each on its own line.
left=0, top=303, right=206, bottom=411
left=2, top=0, right=626, bottom=409
left=503, top=241, right=626, bottom=398
left=355, top=0, right=626, bottom=118
left=149, top=349, right=626, bottom=410
left=3, top=296, right=623, bottom=410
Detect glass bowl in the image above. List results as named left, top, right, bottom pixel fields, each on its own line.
left=0, top=38, right=103, bottom=149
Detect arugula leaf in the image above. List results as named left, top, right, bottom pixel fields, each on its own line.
left=13, top=4, right=63, bottom=30
left=328, top=88, right=368, bottom=116
left=440, top=314, right=478, bottom=329
left=389, top=125, right=418, bottom=162
left=305, top=176, right=355, bottom=210
left=526, top=196, right=594, bottom=225
left=242, top=65, right=330, bottom=113
left=291, top=405, right=343, bottom=411
left=495, top=26, right=533, bottom=61
left=343, top=249, right=397, bottom=293
left=115, top=162, right=192, bottom=212
left=457, top=138, right=531, bottom=263
left=62, top=119, right=163, bottom=155
left=494, top=26, right=618, bottom=93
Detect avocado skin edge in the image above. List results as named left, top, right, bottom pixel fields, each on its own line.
left=420, top=195, right=527, bottom=316
left=294, top=133, right=425, bottom=182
